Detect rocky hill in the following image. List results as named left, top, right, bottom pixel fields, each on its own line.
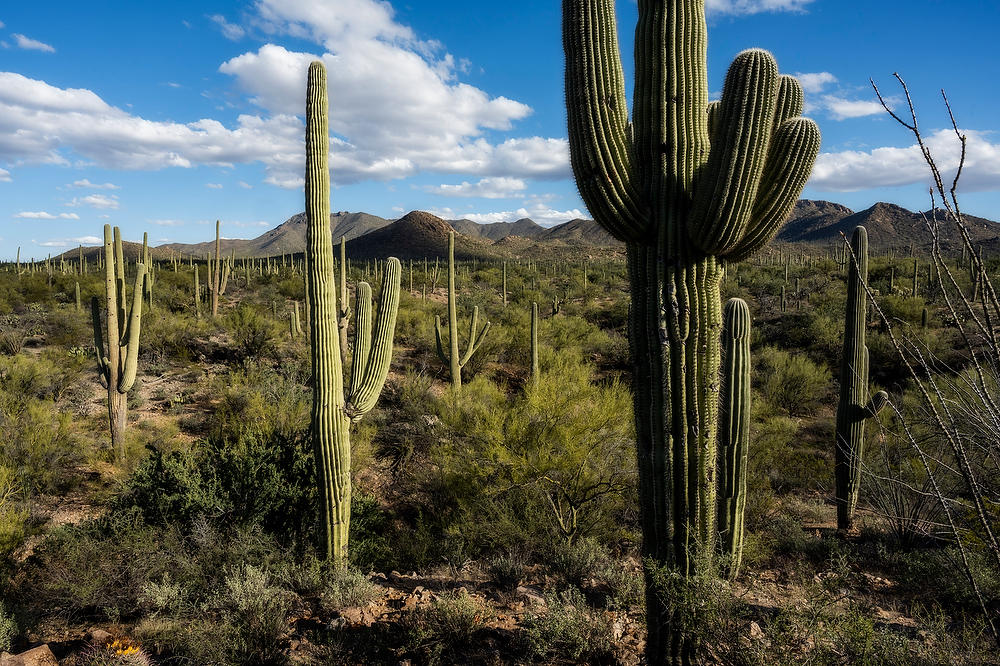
left=345, top=211, right=496, bottom=261
left=448, top=217, right=546, bottom=241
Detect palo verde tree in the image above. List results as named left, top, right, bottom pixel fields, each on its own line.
left=305, top=61, right=401, bottom=563
left=562, top=1, right=820, bottom=662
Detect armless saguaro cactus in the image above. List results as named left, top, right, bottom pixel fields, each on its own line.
left=717, top=298, right=751, bottom=579
left=91, top=224, right=146, bottom=462
left=305, top=61, right=402, bottom=563
left=434, top=231, right=491, bottom=393
left=563, top=1, right=819, bottom=661
left=835, top=226, right=889, bottom=531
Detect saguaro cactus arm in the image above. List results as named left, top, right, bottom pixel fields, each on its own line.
left=346, top=258, right=401, bottom=418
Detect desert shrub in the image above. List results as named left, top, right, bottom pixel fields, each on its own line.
left=227, top=304, right=279, bottom=362
left=205, top=365, right=310, bottom=442
left=0, top=600, right=16, bottom=652
left=0, top=330, right=24, bottom=356
left=432, top=354, right=635, bottom=555
left=212, top=563, right=294, bottom=664
left=0, top=465, right=27, bottom=562
left=518, top=587, right=619, bottom=663
left=756, top=346, right=831, bottom=416
left=80, top=637, right=155, bottom=666
left=484, top=549, right=527, bottom=591
left=405, top=590, right=494, bottom=664
left=140, top=311, right=209, bottom=364
left=319, top=567, right=382, bottom=612
left=115, top=429, right=315, bottom=544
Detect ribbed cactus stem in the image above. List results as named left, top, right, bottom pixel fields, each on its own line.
left=502, top=260, right=508, bottom=307
left=306, top=61, right=401, bottom=562
left=434, top=231, right=490, bottom=392
left=91, top=224, right=145, bottom=461
left=338, top=235, right=350, bottom=369
left=530, top=301, right=539, bottom=386
left=194, top=266, right=201, bottom=318
left=835, top=226, right=889, bottom=531
left=718, top=298, right=751, bottom=578
left=75, top=281, right=81, bottom=312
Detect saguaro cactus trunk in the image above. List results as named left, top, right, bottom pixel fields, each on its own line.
left=434, top=231, right=491, bottom=392
left=835, top=226, right=888, bottom=531
left=91, top=224, right=146, bottom=461
left=305, top=61, right=401, bottom=563
left=562, top=1, right=819, bottom=662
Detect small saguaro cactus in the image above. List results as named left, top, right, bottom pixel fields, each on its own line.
left=434, top=230, right=491, bottom=392
left=305, top=60, right=402, bottom=563
left=91, top=224, right=146, bottom=462
left=530, top=301, right=540, bottom=386
left=835, top=226, right=889, bottom=531
left=717, top=298, right=751, bottom=579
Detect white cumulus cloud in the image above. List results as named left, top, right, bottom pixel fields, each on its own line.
left=433, top=203, right=586, bottom=227
left=12, top=33, right=54, bottom=52
left=15, top=211, right=80, bottom=220
left=810, top=128, right=1000, bottom=192
left=427, top=177, right=526, bottom=199
left=794, top=72, right=837, bottom=94
left=66, top=193, right=119, bottom=209
left=206, top=182, right=223, bottom=189
left=0, top=167, right=10, bottom=182
left=70, top=178, right=120, bottom=189
left=36, top=235, right=102, bottom=248
left=706, top=0, right=814, bottom=14
left=821, top=95, right=885, bottom=120
left=210, top=14, right=246, bottom=40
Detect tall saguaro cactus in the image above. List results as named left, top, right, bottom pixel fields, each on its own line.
left=91, top=224, right=146, bottom=462
left=210, top=221, right=222, bottom=317
left=717, top=298, right=751, bottom=578
left=563, top=1, right=819, bottom=661
left=305, top=61, right=402, bottom=562
left=835, top=226, right=888, bottom=531
left=434, top=231, right=491, bottom=392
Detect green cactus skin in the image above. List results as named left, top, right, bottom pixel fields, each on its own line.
left=306, top=61, right=402, bottom=563
left=835, top=226, right=889, bottom=531
left=718, top=298, right=751, bottom=579
left=921, top=307, right=928, bottom=329
left=912, top=258, right=918, bottom=298
left=502, top=260, right=508, bottom=307
left=75, top=281, right=81, bottom=312
left=337, top=235, right=351, bottom=369
left=194, top=265, right=201, bottom=319
left=530, top=301, right=539, bottom=386
left=434, top=230, right=491, bottom=393
left=563, top=1, right=819, bottom=660
left=210, top=220, right=222, bottom=317
left=91, top=224, right=146, bottom=462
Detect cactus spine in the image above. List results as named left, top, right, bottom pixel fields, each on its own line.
left=305, top=61, right=401, bottom=562
left=434, top=231, right=491, bottom=392
left=563, top=1, right=819, bottom=660
left=91, top=224, right=145, bottom=461
left=717, top=298, right=751, bottom=578
left=835, top=226, right=889, bottom=531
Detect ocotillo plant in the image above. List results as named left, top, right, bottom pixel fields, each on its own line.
left=717, top=298, right=751, bottom=579
left=835, top=226, right=889, bottom=531
left=91, top=224, right=146, bottom=462
left=306, top=61, right=401, bottom=563
left=435, top=230, right=491, bottom=392
left=563, top=1, right=819, bottom=660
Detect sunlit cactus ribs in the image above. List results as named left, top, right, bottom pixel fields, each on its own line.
left=835, top=225, right=888, bottom=531
left=562, top=0, right=819, bottom=661
left=305, top=60, right=402, bottom=563
left=91, top=224, right=146, bottom=462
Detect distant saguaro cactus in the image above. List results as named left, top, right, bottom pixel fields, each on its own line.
left=305, top=61, right=401, bottom=562
left=835, top=226, right=889, bottom=531
left=91, top=224, right=146, bottom=461
left=563, top=0, right=819, bottom=660
left=435, top=231, right=491, bottom=392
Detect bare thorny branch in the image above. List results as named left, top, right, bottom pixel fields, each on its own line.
left=864, top=74, right=1000, bottom=639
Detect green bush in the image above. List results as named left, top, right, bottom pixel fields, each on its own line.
left=756, top=346, right=831, bottom=416
left=0, top=599, right=16, bottom=652
left=518, top=587, right=619, bottom=663
left=227, top=304, right=279, bottom=362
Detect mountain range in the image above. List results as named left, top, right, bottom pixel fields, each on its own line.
left=59, top=200, right=1000, bottom=262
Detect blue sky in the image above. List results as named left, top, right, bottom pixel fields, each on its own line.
left=2, top=0, right=999, bottom=259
